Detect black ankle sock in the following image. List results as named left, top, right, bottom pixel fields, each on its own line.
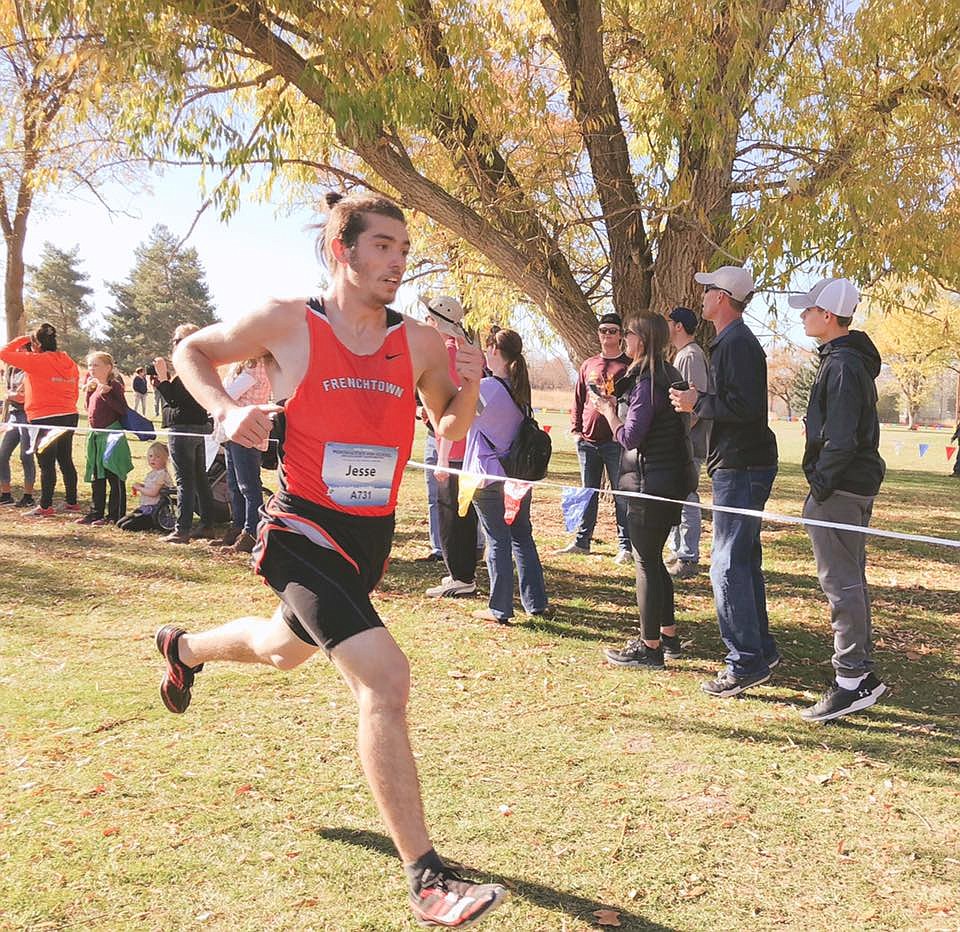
left=405, top=848, right=445, bottom=893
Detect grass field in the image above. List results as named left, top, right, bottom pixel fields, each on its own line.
left=1, top=418, right=958, bottom=931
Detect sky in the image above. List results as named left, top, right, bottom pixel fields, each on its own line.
left=12, top=164, right=812, bottom=356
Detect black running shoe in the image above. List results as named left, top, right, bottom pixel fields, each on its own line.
left=801, top=672, right=887, bottom=723
left=701, top=668, right=770, bottom=697
left=660, top=633, right=682, bottom=659
left=410, top=866, right=509, bottom=928
left=15, top=493, right=35, bottom=508
left=603, top=638, right=665, bottom=670
left=0, top=492, right=13, bottom=506
left=155, top=625, right=203, bottom=713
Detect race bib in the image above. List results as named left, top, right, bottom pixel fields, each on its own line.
left=322, top=442, right=398, bottom=508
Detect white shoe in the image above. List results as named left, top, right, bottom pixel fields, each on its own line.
left=613, top=549, right=633, bottom=565
left=425, top=578, right=477, bottom=598
left=553, top=542, right=590, bottom=555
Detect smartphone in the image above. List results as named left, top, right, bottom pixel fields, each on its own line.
left=588, top=383, right=602, bottom=396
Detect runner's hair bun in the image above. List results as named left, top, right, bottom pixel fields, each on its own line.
left=325, top=192, right=344, bottom=209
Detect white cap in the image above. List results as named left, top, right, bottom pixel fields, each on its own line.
left=793, top=277, right=859, bottom=318
left=693, top=266, right=756, bottom=302
left=424, top=296, right=466, bottom=339
left=787, top=277, right=837, bottom=309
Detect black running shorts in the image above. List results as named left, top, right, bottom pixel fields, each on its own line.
left=254, top=492, right=394, bottom=652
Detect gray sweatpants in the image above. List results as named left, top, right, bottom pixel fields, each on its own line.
left=803, top=490, right=875, bottom=678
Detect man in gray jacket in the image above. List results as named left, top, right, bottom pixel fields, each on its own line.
left=666, top=306, right=713, bottom=578
left=793, top=277, right=887, bottom=722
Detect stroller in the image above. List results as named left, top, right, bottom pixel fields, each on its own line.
left=150, top=487, right=178, bottom=532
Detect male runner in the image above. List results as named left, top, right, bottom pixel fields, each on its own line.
left=154, top=191, right=509, bottom=928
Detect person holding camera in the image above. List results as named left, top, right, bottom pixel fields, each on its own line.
left=593, top=314, right=693, bottom=670
left=0, top=323, right=80, bottom=516
left=152, top=324, right=216, bottom=543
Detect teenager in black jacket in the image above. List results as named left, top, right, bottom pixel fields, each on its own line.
left=793, top=277, right=887, bottom=722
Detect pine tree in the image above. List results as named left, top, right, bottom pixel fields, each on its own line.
left=103, top=224, right=217, bottom=372
left=24, top=242, right=96, bottom=359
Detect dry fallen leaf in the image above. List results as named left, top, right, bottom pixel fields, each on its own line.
left=593, top=909, right=622, bottom=927
left=235, top=783, right=253, bottom=795
left=102, top=826, right=119, bottom=837
left=680, top=885, right=707, bottom=899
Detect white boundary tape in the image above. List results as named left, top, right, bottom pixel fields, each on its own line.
left=407, top=460, right=960, bottom=550
left=4, top=420, right=957, bottom=550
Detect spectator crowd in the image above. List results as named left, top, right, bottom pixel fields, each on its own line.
left=1, top=262, right=928, bottom=726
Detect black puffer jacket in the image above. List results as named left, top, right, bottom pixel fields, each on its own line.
left=803, top=331, right=885, bottom=501
left=616, top=362, right=695, bottom=499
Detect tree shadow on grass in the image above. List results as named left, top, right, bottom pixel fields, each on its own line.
left=316, top=827, right=675, bottom=931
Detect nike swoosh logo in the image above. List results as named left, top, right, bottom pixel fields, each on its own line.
left=385, top=353, right=403, bottom=360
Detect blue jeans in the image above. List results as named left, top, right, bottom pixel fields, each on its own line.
left=473, top=484, right=547, bottom=621
left=423, top=433, right=442, bottom=557
left=575, top=439, right=629, bottom=551
left=0, top=407, right=36, bottom=488
left=670, top=456, right=703, bottom=562
left=224, top=441, right=263, bottom=535
left=710, top=467, right=779, bottom=677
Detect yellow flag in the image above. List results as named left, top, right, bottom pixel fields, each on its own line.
left=457, top=472, right=483, bottom=516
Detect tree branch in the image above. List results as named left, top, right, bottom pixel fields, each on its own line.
left=538, top=0, right=653, bottom=314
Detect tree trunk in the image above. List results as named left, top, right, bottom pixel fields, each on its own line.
left=3, top=218, right=28, bottom=342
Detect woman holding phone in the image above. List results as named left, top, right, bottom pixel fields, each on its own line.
left=592, top=314, right=695, bottom=670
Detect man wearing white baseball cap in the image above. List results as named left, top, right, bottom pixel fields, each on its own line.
left=670, top=265, right=780, bottom=698
left=793, top=276, right=887, bottom=722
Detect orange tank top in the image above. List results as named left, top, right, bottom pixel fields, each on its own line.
left=280, top=299, right=416, bottom=516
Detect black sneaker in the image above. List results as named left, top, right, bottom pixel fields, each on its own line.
left=766, top=653, right=782, bottom=670
left=155, top=625, right=203, bottom=713
left=801, top=673, right=887, bottom=723
left=701, top=668, right=770, bottom=697
left=0, top=492, right=13, bottom=505
left=410, top=866, right=509, bottom=928
left=603, top=638, right=665, bottom=670
left=660, top=633, right=682, bottom=659
left=15, top=493, right=35, bottom=508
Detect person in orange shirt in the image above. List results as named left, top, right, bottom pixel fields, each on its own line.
left=0, top=323, right=80, bottom=516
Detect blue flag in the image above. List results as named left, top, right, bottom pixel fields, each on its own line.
left=918, top=443, right=929, bottom=457
left=561, top=486, right=596, bottom=533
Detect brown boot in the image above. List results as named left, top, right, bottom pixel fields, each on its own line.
left=231, top=531, right=256, bottom=553
left=212, top=527, right=243, bottom=548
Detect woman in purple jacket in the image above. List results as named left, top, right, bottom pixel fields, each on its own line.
left=593, top=315, right=693, bottom=670
left=463, top=329, right=548, bottom=624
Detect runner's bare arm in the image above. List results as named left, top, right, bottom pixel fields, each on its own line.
left=411, top=323, right=483, bottom=443
left=173, top=300, right=304, bottom=446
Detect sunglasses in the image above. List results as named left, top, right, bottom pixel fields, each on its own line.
left=598, top=327, right=621, bottom=335
left=704, top=285, right=732, bottom=296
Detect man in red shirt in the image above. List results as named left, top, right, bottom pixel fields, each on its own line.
left=153, top=192, right=508, bottom=928
left=555, top=313, right=632, bottom=562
